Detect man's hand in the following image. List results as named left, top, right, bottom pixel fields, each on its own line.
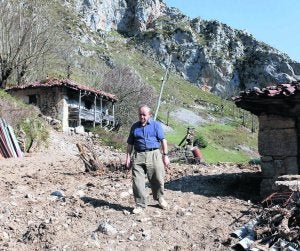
left=125, top=144, right=133, bottom=170
left=124, top=158, right=132, bottom=170
left=162, top=155, right=170, bottom=169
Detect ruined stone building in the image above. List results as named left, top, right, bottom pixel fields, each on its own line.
left=6, top=78, right=118, bottom=132
left=234, top=81, right=300, bottom=195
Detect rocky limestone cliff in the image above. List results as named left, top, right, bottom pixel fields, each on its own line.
left=74, top=0, right=165, bottom=34
left=73, top=0, right=300, bottom=96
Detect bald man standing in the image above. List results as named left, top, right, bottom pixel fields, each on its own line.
left=125, top=105, right=170, bottom=214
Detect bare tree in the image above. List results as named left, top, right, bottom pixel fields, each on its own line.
left=99, top=66, right=157, bottom=127
left=0, top=0, right=66, bottom=87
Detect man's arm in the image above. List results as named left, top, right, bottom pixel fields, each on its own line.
left=161, top=139, right=170, bottom=168
left=161, top=139, right=168, bottom=155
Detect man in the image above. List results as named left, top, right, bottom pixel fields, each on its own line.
left=125, top=105, right=170, bottom=214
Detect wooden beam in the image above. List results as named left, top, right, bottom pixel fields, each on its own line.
left=100, top=96, right=103, bottom=127
left=154, top=54, right=171, bottom=120
left=78, top=90, right=82, bottom=126
left=112, top=102, right=115, bottom=127
left=93, top=95, right=97, bottom=128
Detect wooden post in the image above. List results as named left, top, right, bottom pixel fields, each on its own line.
left=251, top=114, right=255, bottom=133
left=100, top=96, right=103, bottom=127
left=112, top=102, right=115, bottom=127
left=78, top=90, right=82, bottom=126
left=167, top=109, right=170, bottom=126
left=93, top=95, right=97, bottom=128
left=154, top=55, right=171, bottom=120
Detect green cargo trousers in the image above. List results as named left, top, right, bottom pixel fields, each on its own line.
left=132, top=149, right=165, bottom=208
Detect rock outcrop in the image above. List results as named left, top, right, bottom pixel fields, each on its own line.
left=73, top=0, right=300, bottom=96
left=74, top=0, right=165, bottom=34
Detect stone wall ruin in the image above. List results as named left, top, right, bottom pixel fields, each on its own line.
left=258, top=114, right=299, bottom=196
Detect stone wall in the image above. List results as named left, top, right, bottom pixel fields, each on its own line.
left=38, top=88, right=63, bottom=118
left=9, top=87, right=65, bottom=126
left=258, top=114, right=299, bottom=196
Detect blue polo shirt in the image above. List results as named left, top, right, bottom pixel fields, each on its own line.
left=127, top=119, right=165, bottom=151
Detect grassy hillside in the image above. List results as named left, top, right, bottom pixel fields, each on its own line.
left=80, top=31, right=258, bottom=164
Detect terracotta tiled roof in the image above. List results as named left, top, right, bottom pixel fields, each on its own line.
left=233, top=81, right=300, bottom=116
left=233, top=81, right=300, bottom=101
left=6, top=78, right=118, bottom=102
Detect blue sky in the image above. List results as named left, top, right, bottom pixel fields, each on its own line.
left=165, top=0, right=300, bottom=62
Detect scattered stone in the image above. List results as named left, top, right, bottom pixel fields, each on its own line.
left=0, top=231, right=9, bottom=242
left=120, top=191, right=130, bottom=198
left=128, top=234, right=136, bottom=241
left=176, top=210, right=185, bottom=217
left=97, top=221, right=117, bottom=236
left=141, top=229, right=151, bottom=240
left=73, top=190, right=85, bottom=198
left=123, top=210, right=130, bottom=216
left=138, top=217, right=151, bottom=223
left=50, top=191, right=64, bottom=198
left=114, top=183, right=121, bottom=188
left=86, top=182, right=96, bottom=187
left=25, top=193, right=34, bottom=199
left=74, top=126, right=85, bottom=135
left=68, top=209, right=83, bottom=218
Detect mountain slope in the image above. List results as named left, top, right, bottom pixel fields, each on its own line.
left=74, top=0, right=300, bottom=96
left=0, top=0, right=263, bottom=163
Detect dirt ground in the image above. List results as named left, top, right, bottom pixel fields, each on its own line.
left=0, top=129, right=263, bottom=251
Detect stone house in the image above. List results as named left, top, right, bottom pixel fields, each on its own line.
left=6, top=78, right=118, bottom=132
left=234, top=81, right=300, bottom=196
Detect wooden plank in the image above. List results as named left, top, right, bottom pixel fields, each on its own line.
left=0, top=121, right=12, bottom=158
left=2, top=119, right=17, bottom=158
left=0, top=133, right=9, bottom=158
left=0, top=118, right=22, bottom=158
left=7, top=124, right=23, bottom=157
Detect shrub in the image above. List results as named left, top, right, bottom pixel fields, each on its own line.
left=193, top=134, right=208, bottom=148
left=17, top=116, right=50, bottom=152
left=91, top=126, right=127, bottom=151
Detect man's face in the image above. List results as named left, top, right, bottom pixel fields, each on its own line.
left=138, top=107, right=151, bottom=125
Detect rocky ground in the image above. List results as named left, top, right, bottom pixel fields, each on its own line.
left=0, top=129, right=263, bottom=251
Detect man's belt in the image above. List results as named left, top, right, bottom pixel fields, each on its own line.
left=136, top=148, right=159, bottom=152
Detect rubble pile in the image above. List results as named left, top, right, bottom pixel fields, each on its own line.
left=231, top=192, right=300, bottom=250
